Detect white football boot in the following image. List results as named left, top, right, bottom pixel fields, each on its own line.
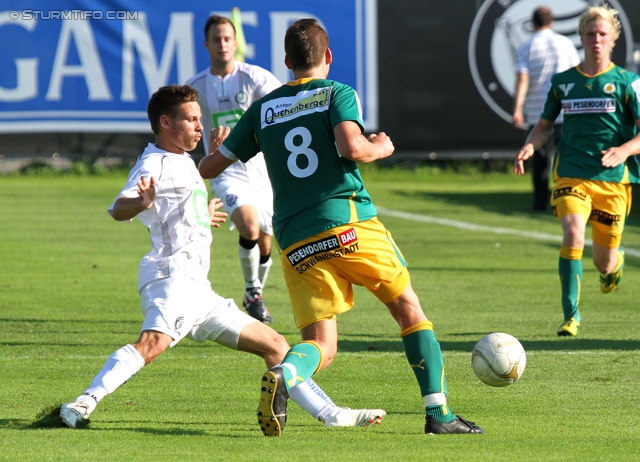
left=60, top=401, right=92, bottom=428
left=323, top=408, right=386, bottom=427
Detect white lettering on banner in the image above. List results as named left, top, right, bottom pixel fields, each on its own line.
left=562, top=98, right=616, bottom=114
left=46, top=19, right=111, bottom=101
left=121, top=12, right=195, bottom=101
left=0, top=4, right=376, bottom=133
left=0, top=13, right=37, bottom=102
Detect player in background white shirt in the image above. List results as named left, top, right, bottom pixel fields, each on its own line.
left=513, top=6, right=580, bottom=211
left=59, top=85, right=385, bottom=430
left=186, top=15, right=280, bottom=323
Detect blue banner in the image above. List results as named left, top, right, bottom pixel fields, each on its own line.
left=0, top=0, right=377, bottom=133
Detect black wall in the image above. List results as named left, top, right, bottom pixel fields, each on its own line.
left=378, top=0, right=640, bottom=154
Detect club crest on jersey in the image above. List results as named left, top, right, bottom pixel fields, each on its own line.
left=603, top=83, right=616, bottom=94
left=468, top=0, right=633, bottom=124
left=226, top=194, right=238, bottom=206
left=558, top=83, right=575, bottom=97
left=235, top=91, right=248, bottom=104
left=175, top=317, right=184, bottom=334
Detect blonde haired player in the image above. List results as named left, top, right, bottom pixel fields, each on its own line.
left=514, top=5, right=640, bottom=336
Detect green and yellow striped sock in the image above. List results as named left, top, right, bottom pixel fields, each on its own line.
left=559, top=247, right=583, bottom=323
left=279, top=341, right=322, bottom=391
left=401, top=321, right=455, bottom=423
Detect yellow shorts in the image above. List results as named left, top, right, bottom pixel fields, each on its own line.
left=279, top=218, right=410, bottom=330
left=551, top=178, right=631, bottom=248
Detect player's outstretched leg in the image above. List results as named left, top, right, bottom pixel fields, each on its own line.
left=258, top=366, right=289, bottom=437
left=60, top=343, right=145, bottom=428
left=599, top=250, right=624, bottom=294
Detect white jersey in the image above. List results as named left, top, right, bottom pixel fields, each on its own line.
left=108, top=143, right=213, bottom=291
left=185, top=61, right=282, bottom=186
left=516, top=28, right=579, bottom=125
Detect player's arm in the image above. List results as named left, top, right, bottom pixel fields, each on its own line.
left=513, top=71, right=529, bottom=129
left=109, top=176, right=156, bottom=221
left=199, top=150, right=235, bottom=179
left=334, top=121, right=394, bottom=163
left=601, top=119, right=640, bottom=168
left=513, top=118, right=554, bottom=175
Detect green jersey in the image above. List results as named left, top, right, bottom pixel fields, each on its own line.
left=540, top=63, right=640, bottom=183
left=220, top=78, right=376, bottom=249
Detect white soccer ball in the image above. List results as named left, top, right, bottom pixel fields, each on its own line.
left=471, top=332, right=526, bottom=387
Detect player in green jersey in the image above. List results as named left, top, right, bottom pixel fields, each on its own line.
left=200, top=18, right=484, bottom=436
left=514, top=5, right=640, bottom=337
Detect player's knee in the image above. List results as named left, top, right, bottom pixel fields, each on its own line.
left=239, top=235, right=259, bottom=249
left=133, top=332, right=171, bottom=364
left=315, top=342, right=337, bottom=371
left=563, top=226, right=584, bottom=247
left=268, top=333, right=291, bottom=360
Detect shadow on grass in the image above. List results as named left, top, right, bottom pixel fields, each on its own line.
left=337, top=338, right=640, bottom=354
left=9, top=404, right=209, bottom=435
left=0, top=318, right=140, bottom=325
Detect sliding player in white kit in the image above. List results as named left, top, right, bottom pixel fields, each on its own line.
left=186, top=15, right=278, bottom=323
left=59, top=85, right=385, bottom=430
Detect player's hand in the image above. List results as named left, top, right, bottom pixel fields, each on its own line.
left=208, top=126, right=231, bottom=155
left=368, top=132, right=394, bottom=159
left=137, top=176, right=156, bottom=209
left=513, top=144, right=534, bottom=175
left=208, top=198, right=228, bottom=227
left=601, top=146, right=629, bottom=168
left=513, top=111, right=525, bottom=129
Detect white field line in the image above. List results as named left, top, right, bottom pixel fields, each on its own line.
left=376, top=206, right=640, bottom=258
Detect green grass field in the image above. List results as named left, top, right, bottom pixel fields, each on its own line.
left=1, top=167, right=639, bottom=461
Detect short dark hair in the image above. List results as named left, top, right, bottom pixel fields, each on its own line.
left=204, top=15, right=235, bottom=41
left=532, top=7, right=553, bottom=29
left=284, top=19, right=328, bottom=71
left=147, top=85, right=199, bottom=135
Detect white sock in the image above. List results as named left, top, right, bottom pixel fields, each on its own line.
left=239, top=243, right=261, bottom=290
left=288, top=378, right=339, bottom=420
left=258, top=257, right=272, bottom=288
left=77, top=344, right=145, bottom=411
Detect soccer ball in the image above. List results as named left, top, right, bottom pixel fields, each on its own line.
left=471, top=332, right=526, bottom=387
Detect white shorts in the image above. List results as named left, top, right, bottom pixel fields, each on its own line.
left=210, top=178, right=274, bottom=235
left=139, top=276, right=256, bottom=349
